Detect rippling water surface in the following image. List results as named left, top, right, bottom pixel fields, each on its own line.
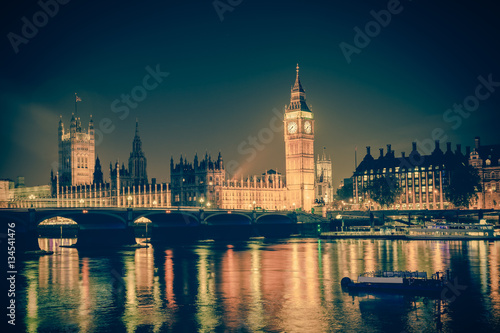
left=13, top=238, right=500, bottom=332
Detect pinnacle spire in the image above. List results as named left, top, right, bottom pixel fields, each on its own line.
left=292, top=63, right=304, bottom=93
left=287, top=63, right=310, bottom=112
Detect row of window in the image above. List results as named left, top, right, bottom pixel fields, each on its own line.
left=484, top=172, right=500, bottom=179
left=77, top=156, right=88, bottom=169
left=361, top=165, right=444, bottom=175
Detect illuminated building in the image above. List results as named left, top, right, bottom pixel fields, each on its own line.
left=170, top=152, right=287, bottom=210
left=353, top=141, right=467, bottom=210
left=110, top=120, right=148, bottom=188
left=170, top=152, right=225, bottom=207
left=58, top=114, right=95, bottom=186
left=284, top=64, right=315, bottom=212
left=219, top=170, right=287, bottom=210
left=24, top=121, right=170, bottom=208
left=315, top=148, right=333, bottom=206
left=469, top=137, right=500, bottom=209
left=9, top=66, right=316, bottom=211
left=169, top=65, right=312, bottom=211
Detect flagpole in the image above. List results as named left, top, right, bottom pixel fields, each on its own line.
left=355, top=146, right=357, bottom=169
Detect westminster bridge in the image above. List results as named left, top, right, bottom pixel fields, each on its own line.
left=0, top=207, right=300, bottom=251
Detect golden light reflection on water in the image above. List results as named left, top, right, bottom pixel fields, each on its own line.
left=23, top=238, right=500, bottom=332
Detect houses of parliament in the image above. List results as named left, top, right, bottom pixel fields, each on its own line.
left=4, top=65, right=333, bottom=212
left=3, top=65, right=499, bottom=211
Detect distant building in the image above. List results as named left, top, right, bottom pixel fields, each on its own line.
left=469, top=137, right=500, bottom=209
left=170, top=152, right=225, bottom=207
left=93, top=156, right=104, bottom=185
left=8, top=66, right=323, bottom=211
left=110, top=121, right=148, bottom=188
left=58, top=114, right=95, bottom=186
left=0, top=180, right=10, bottom=208
left=5, top=177, right=52, bottom=208
left=220, top=169, right=287, bottom=210
left=353, top=141, right=469, bottom=210
left=315, top=148, right=333, bottom=205
left=51, top=119, right=168, bottom=209
left=170, top=153, right=287, bottom=210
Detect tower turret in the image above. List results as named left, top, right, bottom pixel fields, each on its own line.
left=93, top=155, right=103, bottom=184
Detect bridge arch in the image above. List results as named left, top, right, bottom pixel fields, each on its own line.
left=255, top=214, right=293, bottom=224
left=36, top=211, right=127, bottom=230
left=138, top=211, right=199, bottom=227
left=205, top=212, right=252, bottom=225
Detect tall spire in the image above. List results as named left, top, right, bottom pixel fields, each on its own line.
left=287, top=63, right=310, bottom=112
left=132, top=119, right=142, bottom=153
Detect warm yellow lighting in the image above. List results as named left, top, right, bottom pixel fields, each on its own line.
left=165, top=210, right=171, bottom=213
left=153, top=200, right=157, bottom=205
left=207, top=202, right=211, bottom=208
left=227, top=211, right=232, bottom=214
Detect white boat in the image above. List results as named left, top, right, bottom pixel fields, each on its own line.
left=407, top=222, right=498, bottom=240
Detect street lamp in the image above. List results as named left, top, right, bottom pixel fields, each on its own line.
left=200, top=197, right=205, bottom=208
left=127, top=195, right=132, bottom=207
left=206, top=202, right=211, bottom=208
left=153, top=200, right=157, bottom=207
left=292, top=202, right=296, bottom=211
left=29, top=194, right=35, bottom=208
left=252, top=200, right=256, bottom=210
left=79, top=199, right=84, bottom=207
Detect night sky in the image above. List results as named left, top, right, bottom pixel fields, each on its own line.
left=1, top=0, right=499, bottom=188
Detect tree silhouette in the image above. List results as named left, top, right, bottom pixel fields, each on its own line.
left=364, top=175, right=402, bottom=208
left=445, top=163, right=482, bottom=208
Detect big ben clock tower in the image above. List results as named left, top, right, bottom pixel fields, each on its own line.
left=284, top=64, right=315, bottom=212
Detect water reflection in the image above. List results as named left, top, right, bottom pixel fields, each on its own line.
left=19, top=239, right=500, bottom=332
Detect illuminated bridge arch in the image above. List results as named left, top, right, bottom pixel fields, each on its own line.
left=36, top=212, right=127, bottom=230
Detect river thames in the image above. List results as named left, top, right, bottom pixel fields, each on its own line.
left=12, top=238, right=500, bottom=332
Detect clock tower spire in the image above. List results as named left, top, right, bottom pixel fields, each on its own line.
left=284, top=64, right=315, bottom=212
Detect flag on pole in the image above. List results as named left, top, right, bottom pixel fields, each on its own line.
left=75, top=93, right=82, bottom=102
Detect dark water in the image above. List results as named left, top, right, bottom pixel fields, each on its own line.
left=11, top=238, right=500, bottom=332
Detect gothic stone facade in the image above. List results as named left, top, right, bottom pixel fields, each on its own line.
left=58, top=114, right=95, bottom=186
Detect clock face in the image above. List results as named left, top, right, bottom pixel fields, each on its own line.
left=288, top=122, right=297, bottom=134
left=304, top=121, right=312, bottom=134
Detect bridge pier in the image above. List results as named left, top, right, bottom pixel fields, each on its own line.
left=75, top=226, right=137, bottom=248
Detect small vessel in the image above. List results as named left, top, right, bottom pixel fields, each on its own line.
left=341, top=270, right=449, bottom=296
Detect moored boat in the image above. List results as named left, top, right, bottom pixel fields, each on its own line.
left=341, top=270, right=449, bottom=296
left=407, top=222, right=498, bottom=240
